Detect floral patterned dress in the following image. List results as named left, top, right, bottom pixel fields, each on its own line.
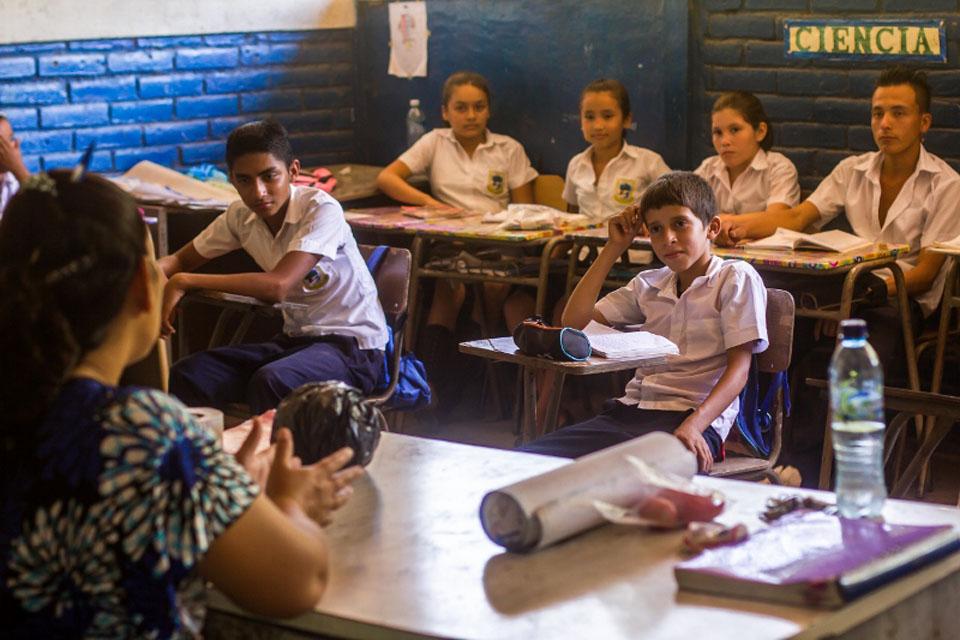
left=1, top=378, right=259, bottom=638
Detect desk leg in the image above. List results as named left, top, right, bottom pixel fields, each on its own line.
left=535, top=236, right=563, bottom=318
left=521, top=366, right=538, bottom=445
left=930, top=259, right=957, bottom=396
left=565, top=242, right=582, bottom=296
left=406, top=236, right=425, bottom=352
left=890, top=415, right=955, bottom=498
left=819, top=415, right=834, bottom=491
left=543, top=372, right=566, bottom=436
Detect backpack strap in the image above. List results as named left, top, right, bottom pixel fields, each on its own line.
left=364, top=245, right=390, bottom=277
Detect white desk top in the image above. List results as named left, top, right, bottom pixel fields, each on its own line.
left=210, top=432, right=960, bottom=640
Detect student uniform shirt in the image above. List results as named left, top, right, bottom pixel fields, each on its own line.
left=193, top=185, right=389, bottom=350
left=595, top=256, right=768, bottom=441
left=806, top=146, right=960, bottom=317
left=694, top=149, right=800, bottom=215
left=563, top=143, right=671, bottom=220
left=398, top=128, right=538, bottom=213
left=0, top=171, right=18, bottom=218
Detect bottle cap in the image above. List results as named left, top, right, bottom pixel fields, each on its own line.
left=839, top=318, right=868, bottom=340
left=410, top=98, right=420, bottom=107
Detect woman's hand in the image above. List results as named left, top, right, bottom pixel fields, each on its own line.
left=265, top=429, right=364, bottom=527
left=233, top=411, right=277, bottom=490
left=607, top=204, right=643, bottom=254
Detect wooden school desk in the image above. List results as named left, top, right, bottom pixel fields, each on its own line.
left=713, top=244, right=920, bottom=395
left=460, top=336, right=669, bottom=443
left=928, top=249, right=960, bottom=399
left=205, top=432, right=960, bottom=640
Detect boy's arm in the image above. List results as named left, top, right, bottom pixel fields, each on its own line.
left=884, top=248, right=946, bottom=297
left=673, top=342, right=754, bottom=473
left=561, top=206, right=642, bottom=328
left=158, top=241, right=209, bottom=278
left=719, top=200, right=821, bottom=246
left=161, top=250, right=320, bottom=335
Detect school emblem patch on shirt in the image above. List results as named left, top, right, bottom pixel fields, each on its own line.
left=613, top=178, right=639, bottom=205
left=486, top=170, right=506, bottom=196
left=302, top=266, right=329, bottom=292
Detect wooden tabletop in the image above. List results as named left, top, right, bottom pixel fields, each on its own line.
left=713, top=243, right=909, bottom=272
left=208, top=432, right=960, bottom=640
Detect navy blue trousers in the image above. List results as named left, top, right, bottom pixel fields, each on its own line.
left=520, top=400, right=723, bottom=460
left=170, top=334, right=384, bottom=414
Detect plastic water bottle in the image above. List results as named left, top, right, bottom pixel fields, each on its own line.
left=829, top=318, right=886, bottom=518
left=406, top=98, right=425, bottom=148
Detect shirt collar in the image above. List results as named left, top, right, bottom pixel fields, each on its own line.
left=854, top=145, right=941, bottom=181
left=748, top=147, right=769, bottom=171
left=645, top=254, right=724, bottom=300
left=438, top=127, right=497, bottom=151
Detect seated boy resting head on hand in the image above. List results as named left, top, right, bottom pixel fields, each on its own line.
left=159, top=119, right=389, bottom=413
left=522, top=171, right=768, bottom=472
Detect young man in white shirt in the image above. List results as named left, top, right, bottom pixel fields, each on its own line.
left=0, top=115, right=30, bottom=218
left=722, top=66, right=960, bottom=374
left=523, top=172, right=768, bottom=472
left=159, top=120, right=388, bottom=413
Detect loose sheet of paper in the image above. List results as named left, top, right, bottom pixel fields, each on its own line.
left=388, top=1, right=428, bottom=78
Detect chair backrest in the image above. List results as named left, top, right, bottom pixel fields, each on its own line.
left=359, top=244, right=412, bottom=328
left=534, top=174, right=566, bottom=210
left=758, top=288, right=795, bottom=373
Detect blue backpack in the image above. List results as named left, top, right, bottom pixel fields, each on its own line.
left=735, top=356, right=790, bottom=458
left=365, top=246, right=432, bottom=411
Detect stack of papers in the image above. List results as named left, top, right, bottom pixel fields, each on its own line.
left=747, top=228, right=872, bottom=253
left=583, top=321, right=679, bottom=358
left=111, top=160, right=237, bottom=209
left=481, top=204, right=591, bottom=230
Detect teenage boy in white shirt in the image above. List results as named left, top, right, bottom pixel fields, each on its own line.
left=523, top=172, right=768, bottom=472
left=159, top=120, right=388, bottom=413
left=722, top=67, right=960, bottom=373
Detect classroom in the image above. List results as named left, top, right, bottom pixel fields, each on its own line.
left=2, top=1, right=960, bottom=638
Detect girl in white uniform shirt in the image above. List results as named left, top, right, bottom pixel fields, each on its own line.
left=695, top=92, right=800, bottom=226
left=563, top=79, right=670, bottom=219
left=376, top=71, right=538, bottom=412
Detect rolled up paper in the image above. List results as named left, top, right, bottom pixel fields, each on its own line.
left=187, top=407, right=224, bottom=442
left=480, top=432, right=696, bottom=552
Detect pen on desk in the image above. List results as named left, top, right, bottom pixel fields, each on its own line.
left=71, top=141, right=96, bottom=182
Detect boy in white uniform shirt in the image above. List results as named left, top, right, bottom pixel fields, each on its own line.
left=160, top=120, right=388, bottom=413
left=724, top=66, right=960, bottom=374
left=524, top=172, right=768, bottom=472
left=0, top=115, right=30, bottom=218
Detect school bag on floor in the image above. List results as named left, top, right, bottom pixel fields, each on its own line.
left=364, top=246, right=432, bottom=411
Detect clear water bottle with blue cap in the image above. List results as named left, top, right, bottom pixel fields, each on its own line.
left=829, top=318, right=886, bottom=518
left=406, top=98, right=425, bottom=148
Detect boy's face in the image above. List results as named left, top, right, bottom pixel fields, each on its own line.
left=229, top=152, right=300, bottom=220
left=644, top=204, right=719, bottom=280
left=871, top=83, right=930, bottom=157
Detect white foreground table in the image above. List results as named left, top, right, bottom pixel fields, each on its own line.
left=207, top=432, right=960, bottom=640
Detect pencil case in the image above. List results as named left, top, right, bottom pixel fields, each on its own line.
left=512, top=317, right=592, bottom=361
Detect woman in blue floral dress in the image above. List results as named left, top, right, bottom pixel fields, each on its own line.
left=0, top=171, right=362, bottom=638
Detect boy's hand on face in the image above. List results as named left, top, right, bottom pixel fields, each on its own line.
left=0, top=134, right=28, bottom=181
left=674, top=420, right=713, bottom=473
left=715, top=214, right=740, bottom=247
left=607, top=204, right=643, bottom=253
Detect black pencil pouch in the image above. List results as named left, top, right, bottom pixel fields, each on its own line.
left=512, top=316, right=592, bottom=361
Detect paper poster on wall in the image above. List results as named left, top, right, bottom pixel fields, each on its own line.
left=388, top=1, right=429, bottom=78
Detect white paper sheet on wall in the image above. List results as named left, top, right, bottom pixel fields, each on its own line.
left=388, top=1, right=428, bottom=78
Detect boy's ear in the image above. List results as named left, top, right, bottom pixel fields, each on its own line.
left=706, top=215, right=722, bottom=240
left=288, top=158, right=301, bottom=179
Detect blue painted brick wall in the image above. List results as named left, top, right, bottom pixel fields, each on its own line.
left=0, top=30, right=356, bottom=173
left=692, top=1, right=960, bottom=190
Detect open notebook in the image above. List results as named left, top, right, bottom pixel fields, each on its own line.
left=932, top=231, right=960, bottom=254
left=583, top=321, right=679, bottom=359
left=747, top=228, right=872, bottom=253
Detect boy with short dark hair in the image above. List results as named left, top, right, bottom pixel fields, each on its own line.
left=160, top=120, right=388, bottom=413
left=523, top=172, right=768, bottom=472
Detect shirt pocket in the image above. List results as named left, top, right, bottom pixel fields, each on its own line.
left=681, top=317, right=723, bottom=359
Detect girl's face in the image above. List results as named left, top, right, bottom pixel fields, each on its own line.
left=442, top=84, right=490, bottom=141
left=580, top=91, right=631, bottom=154
left=711, top=108, right=767, bottom=172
